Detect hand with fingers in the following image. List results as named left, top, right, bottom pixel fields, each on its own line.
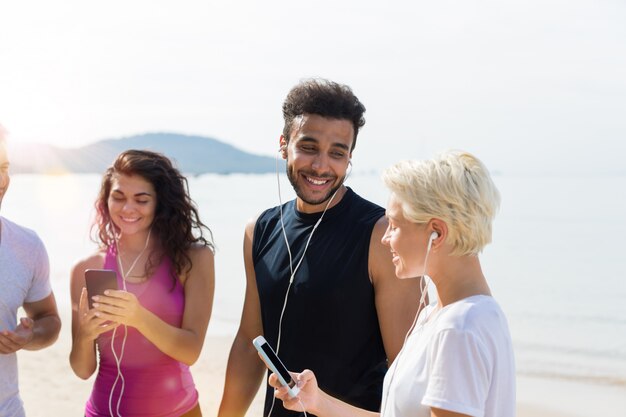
left=269, top=369, right=321, bottom=415
left=0, top=317, right=35, bottom=354
left=76, top=288, right=119, bottom=342
left=92, top=289, right=146, bottom=330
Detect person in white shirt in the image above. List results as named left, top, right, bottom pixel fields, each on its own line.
left=0, top=125, right=61, bottom=417
left=270, top=150, right=515, bottom=417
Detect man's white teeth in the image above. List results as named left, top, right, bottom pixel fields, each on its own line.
left=306, top=176, right=328, bottom=185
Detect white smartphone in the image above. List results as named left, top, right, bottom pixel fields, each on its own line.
left=253, top=335, right=300, bottom=398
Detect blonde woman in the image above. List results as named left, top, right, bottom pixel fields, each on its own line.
left=271, top=150, right=515, bottom=417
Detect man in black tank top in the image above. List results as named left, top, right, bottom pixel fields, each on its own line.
left=218, top=79, right=421, bottom=417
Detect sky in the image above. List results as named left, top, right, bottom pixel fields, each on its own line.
left=1, top=0, right=625, bottom=174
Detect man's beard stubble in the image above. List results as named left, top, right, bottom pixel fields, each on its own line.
left=285, top=163, right=345, bottom=207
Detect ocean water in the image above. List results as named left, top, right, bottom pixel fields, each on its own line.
left=3, top=172, right=626, bottom=388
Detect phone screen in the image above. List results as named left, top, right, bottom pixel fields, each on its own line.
left=84, top=269, right=118, bottom=309
left=258, top=339, right=295, bottom=387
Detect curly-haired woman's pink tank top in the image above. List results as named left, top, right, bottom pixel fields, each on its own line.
left=85, top=247, right=198, bottom=417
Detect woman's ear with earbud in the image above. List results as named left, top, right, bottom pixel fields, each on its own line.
left=426, top=231, right=439, bottom=252
left=427, top=220, right=447, bottom=250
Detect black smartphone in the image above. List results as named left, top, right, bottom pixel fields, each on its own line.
left=84, top=269, right=118, bottom=309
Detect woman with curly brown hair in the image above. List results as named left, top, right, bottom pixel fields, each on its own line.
left=69, top=150, right=215, bottom=417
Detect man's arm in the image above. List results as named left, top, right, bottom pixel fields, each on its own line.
left=369, top=216, right=422, bottom=363
left=218, top=218, right=267, bottom=417
left=0, top=293, right=61, bottom=354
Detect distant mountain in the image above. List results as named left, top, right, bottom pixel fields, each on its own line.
left=10, top=133, right=276, bottom=175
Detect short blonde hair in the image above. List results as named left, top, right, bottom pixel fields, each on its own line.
left=382, top=150, right=500, bottom=256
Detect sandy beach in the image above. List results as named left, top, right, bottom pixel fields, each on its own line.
left=16, top=309, right=626, bottom=417
left=17, top=310, right=267, bottom=417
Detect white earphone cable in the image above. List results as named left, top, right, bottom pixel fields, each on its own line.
left=380, top=232, right=436, bottom=417
left=274, top=152, right=347, bottom=354
left=267, top=150, right=351, bottom=417
left=107, top=227, right=152, bottom=417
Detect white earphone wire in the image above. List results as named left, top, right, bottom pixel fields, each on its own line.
left=274, top=151, right=349, bottom=353
left=380, top=232, right=436, bottom=417
left=107, top=227, right=152, bottom=417
left=267, top=149, right=352, bottom=417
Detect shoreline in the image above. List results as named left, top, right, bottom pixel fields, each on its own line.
left=516, top=373, right=626, bottom=417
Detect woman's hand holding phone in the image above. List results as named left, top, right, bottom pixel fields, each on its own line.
left=76, top=288, right=119, bottom=342
left=269, top=369, right=322, bottom=415
left=77, top=269, right=121, bottom=342
left=83, top=269, right=146, bottom=331
left=84, top=269, right=118, bottom=309
left=91, top=290, right=147, bottom=330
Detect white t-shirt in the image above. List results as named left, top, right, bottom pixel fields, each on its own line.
left=381, top=295, right=515, bottom=417
left=0, top=217, right=51, bottom=417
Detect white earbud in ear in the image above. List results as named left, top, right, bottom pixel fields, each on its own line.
left=426, top=231, right=439, bottom=253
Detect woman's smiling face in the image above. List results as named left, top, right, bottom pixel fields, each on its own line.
left=107, top=173, right=157, bottom=236
left=381, top=193, right=429, bottom=279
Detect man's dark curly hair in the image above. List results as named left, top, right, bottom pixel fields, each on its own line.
left=282, top=78, right=366, bottom=150
left=93, top=149, right=214, bottom=283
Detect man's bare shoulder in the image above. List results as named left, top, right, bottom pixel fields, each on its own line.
left=370, top=215, right=389, bottom=242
